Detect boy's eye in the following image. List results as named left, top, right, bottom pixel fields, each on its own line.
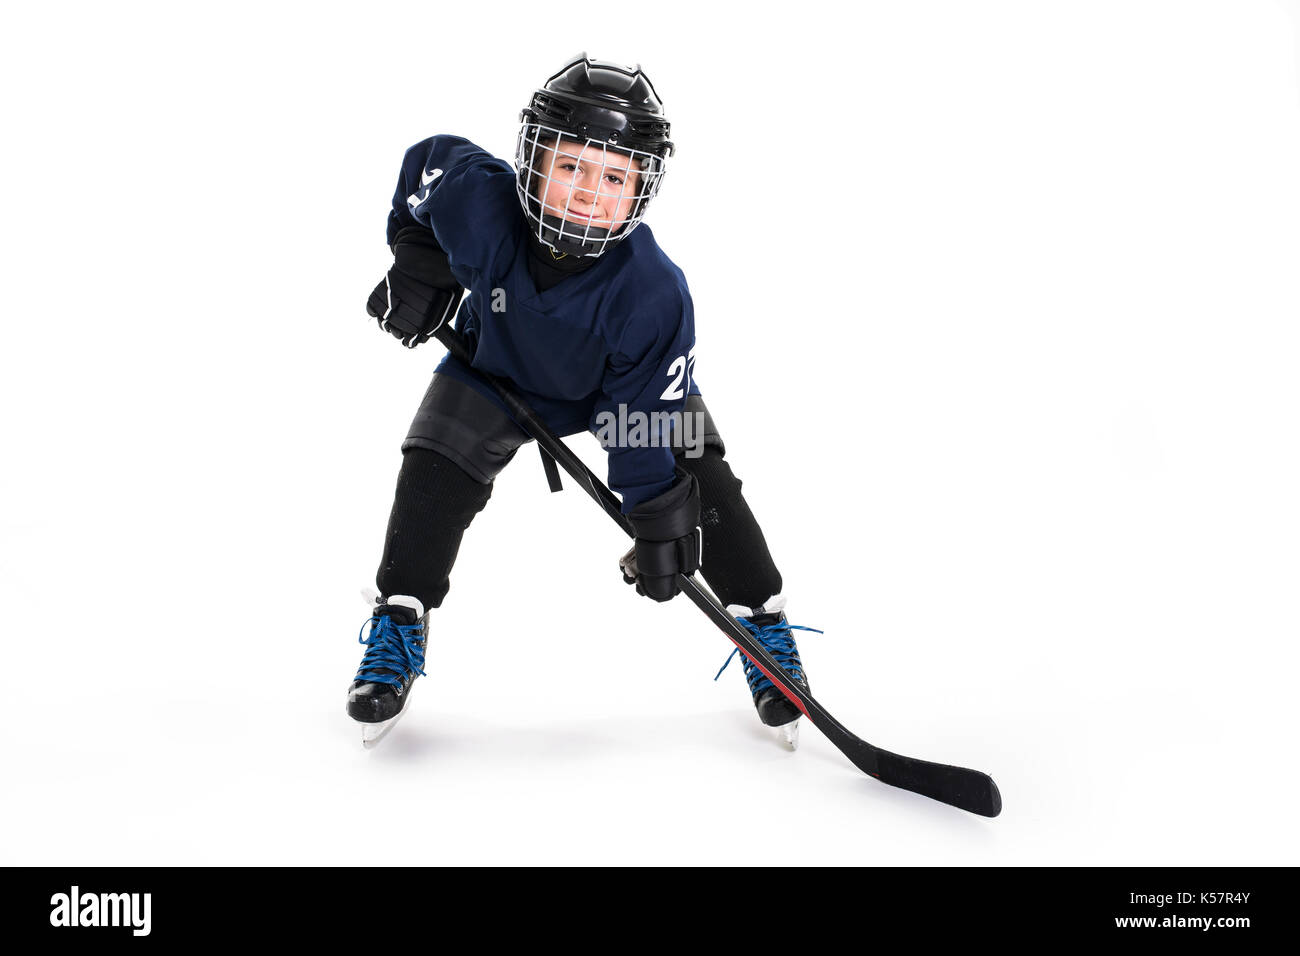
left=605, top=174, right=625, bottom=186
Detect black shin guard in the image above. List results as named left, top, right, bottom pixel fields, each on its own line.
left=376, top=447, right=493, bottom=611
left=676, top=446, right=782, bottom=609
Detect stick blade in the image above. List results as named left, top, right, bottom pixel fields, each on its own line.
left=874, top=750, right=1003, bottom=817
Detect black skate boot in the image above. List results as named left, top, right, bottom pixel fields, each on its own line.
left=347, top=592, right=428, bottom=748
left=715, top=595, right=820, bottom=750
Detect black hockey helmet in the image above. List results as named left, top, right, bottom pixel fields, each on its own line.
left=517, top=54, right=674, bottom=257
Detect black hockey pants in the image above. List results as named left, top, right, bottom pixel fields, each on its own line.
left=375, top=371, right=782, bottom=612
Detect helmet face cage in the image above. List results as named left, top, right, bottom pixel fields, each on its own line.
left=516, top=120, right=668, bottom=258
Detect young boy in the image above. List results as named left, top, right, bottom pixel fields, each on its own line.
left=349, top=54, right=813, bottom=748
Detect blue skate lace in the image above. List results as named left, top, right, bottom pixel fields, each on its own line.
left=354, top=613, right=427, bottom=686
left=713, top=616, right=822, bottom=695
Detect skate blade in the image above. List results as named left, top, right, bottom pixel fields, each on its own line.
left=360, top=711, right=405, bottom=749
left=777, top=718, right=800, bottom=751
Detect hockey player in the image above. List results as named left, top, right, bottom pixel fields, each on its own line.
left=348, top=55, right=815, bottom=748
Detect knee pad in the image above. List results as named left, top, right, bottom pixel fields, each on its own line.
left=673, top=426, right=783, bottom=610
left=378, top=446, right=494, bottom=610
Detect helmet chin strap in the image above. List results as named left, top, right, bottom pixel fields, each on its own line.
left=534, top=211, right=619, bottom=258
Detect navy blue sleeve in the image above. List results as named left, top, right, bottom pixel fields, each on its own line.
left=386, top=136, right=517, bottom=277
left=590, top=286, right=697, bottom=513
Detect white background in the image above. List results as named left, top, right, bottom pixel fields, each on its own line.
left=2, top=0, right=1297, bottom=866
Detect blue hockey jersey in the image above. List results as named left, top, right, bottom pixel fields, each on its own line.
left=386, top=136, right=699, bottom=512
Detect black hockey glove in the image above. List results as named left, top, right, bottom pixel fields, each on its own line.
left=366, top=226, right=462, bottom=348
left=619, top=472, right=702, bottom=603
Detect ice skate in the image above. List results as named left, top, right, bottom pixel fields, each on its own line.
left=715, top=596, right=819, bottom=751
left=347, top=592, right=428, bottom=748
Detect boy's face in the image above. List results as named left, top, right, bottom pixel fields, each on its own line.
left=532, top=137, right=644, bottom=233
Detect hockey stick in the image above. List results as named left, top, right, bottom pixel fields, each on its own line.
left=427, top=313, right=1002, bottom=818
